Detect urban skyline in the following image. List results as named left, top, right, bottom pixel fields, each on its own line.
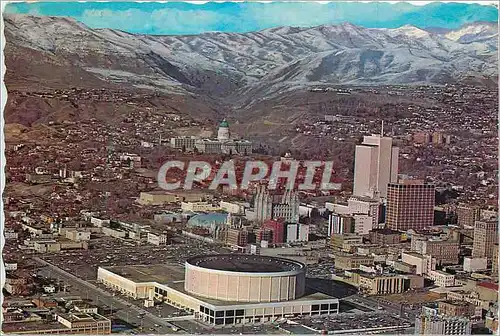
left=1, top=1, right=498, bottom=336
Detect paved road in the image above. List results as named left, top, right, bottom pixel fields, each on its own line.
left=34, top=257, right=186, bottom=334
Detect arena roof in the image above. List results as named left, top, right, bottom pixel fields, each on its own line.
left=186, top=254, right=305, bottom=273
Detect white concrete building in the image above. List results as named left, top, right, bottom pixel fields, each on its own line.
left=353, top=133, right=399, bottom=199
left=353, top=214, right=373, bottom=235
left=90, top=217, right=110, bottom=227
left=463, top=257, right=488, bottom=272
left=181, top=201, right=220, bottom=212
left=347, top=196, right=381, bottom=228
left=286, top=224, right=310, bottom=243
left=429, top=270, right=455, bottom=287
left=65, top=230, right=91, bottom=242
left=401, top=252, right=436, bottom=276
left=220, top=201, right=248, bottom=215
left=416, top=314, right=471, bottom=335
left=147, top=232, right=169, bottom=246
left=5, top=263, right=18, bottom=271
left=5, top=231, right=19, bottom=240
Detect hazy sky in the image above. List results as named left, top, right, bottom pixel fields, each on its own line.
left=4, top=1, right=498, bottom=35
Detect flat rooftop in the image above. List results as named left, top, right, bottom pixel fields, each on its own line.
left=2, top=321, right=67, bottom=333
left=101, top=264, right=185, bottom=284
left=187, top=254, right=305, bottom=273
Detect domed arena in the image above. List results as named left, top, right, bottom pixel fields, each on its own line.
left=185, top=254, right=306, bottom=302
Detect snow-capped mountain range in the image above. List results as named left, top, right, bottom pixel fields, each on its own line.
left=4, top=14, right=498, bottom=100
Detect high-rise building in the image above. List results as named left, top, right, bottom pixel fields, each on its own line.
left=353, top=130, right=399, bottom=199
left=456, top=204, right=481, bottom=228
left=472, top=220, right=498, bottom=261
left=386, top=180, right=435, bottom=231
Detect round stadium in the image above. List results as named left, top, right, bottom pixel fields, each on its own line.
left=185, top=254, right=306, bottom=303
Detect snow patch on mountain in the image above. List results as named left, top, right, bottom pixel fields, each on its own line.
left=4, top=14, right=498, bottom=100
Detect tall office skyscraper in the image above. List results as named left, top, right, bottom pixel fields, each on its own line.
left=472, top=220, right=498, bottom=260
left=386, top=180, right=435, bottom=231
left=353, top=126, right=399, bottom=199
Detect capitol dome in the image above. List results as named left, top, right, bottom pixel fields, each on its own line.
left=217, top=119, right=230, bottom=141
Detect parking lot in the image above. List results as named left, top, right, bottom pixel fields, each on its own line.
left=41, top=236, right=228, bottom=281
left=307, top=260, right=337, bottom=279
left=376, top=291, right=443, bottom=306
left=298, top=312, right=412, bottom=333
left=173, top=320, right=283, bottom=334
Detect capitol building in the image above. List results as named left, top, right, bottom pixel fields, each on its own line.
left=170, top=119, right=253, bottom=155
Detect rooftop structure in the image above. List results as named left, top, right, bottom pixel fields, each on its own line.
left=186, top=254, right=304, bottom=273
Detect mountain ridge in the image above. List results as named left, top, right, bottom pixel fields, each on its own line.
left=4, top=14, right=498, bottom=104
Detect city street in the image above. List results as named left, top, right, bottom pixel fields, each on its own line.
left=34, top=257, right=185, bottom=334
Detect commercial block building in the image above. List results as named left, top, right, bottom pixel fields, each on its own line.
left=369, top=229, right=401, bottom=245
left=347, top=196, right=382, bottom=228
left=225, top=228, right=249, bottom=248
left=438, top=301, right=476, bottom=318
left=138, top=191, right=207, bottom=206
left=359, top=274, right=403, bottom=295
left=353, top=214, right=373, bottom=235
left=401, top=252, right=436, bottom=276
left=463, top=257, right=488, bottom=272
left=334, top=254, right=374, bottom=270
left=349, top=272, right=423, bottom=295
left=415, top=314, right=471, bottom=335
left=429, top=270, right=455, bottom=287
left=257, top=219, right=285, bottom=245
left=170, top=136, right=197, bottom=150
left=330, top=233, right=363, bottom=252
left=420, top=239, right=460, bottom=266
left=181, top=201, right=220, bottom=212
left=3, top=312, right=111, bottom=335
left=147, top=232, right=170, bottom=246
